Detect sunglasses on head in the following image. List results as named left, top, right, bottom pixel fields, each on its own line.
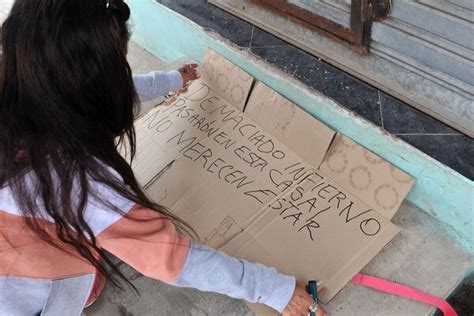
left=106, top=0, right=131, bottom=22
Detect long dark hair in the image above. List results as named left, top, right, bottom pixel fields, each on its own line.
left=0, top=0, right=193, bottom=290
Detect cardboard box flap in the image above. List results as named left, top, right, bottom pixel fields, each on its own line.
left=222, top=169, right=400, bottom=304
left=145, top=114, right=321, bottom=248
left=126, top=49, right=407, bottom=311
left=201, top=49, right=254, bottom=111
left=245, top=82, right=336, bottom=168
left=320, top=134, right=415, bottom=220
left=146, top=157, right=245, bottom=248
left=120, top=122, right=174, bottom=185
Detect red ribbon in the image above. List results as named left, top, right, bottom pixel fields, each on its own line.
left=351, top=273, right=457, bottom=316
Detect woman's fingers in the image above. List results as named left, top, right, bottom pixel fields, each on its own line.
left=282, top=282, right=327, bottom=316
left=317, top=281, right=325, bottom=293
left=179, top=63, right=200, bottom=88
left=316, top=282, right=326, bottom=315
left=180, top=63, right=198, bottom=74
left=282, top=283, right=318, bottom=316
left=180, top=83, right=190, bottom=93
left=317, top=306, right=326, bottom=316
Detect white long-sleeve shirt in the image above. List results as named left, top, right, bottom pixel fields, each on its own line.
left=134, top=70, right=182, bottom=116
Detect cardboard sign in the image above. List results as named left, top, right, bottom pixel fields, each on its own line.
left=145, top=112, right=322, bottom=248
left=245, top=82, right=335, bottom=168
left=127, top=49, right=255, bottom=186
left=320, top=134, right=415, bottom=219
left=128, top=49, right=413, bottom=312
left=201, top=49, right=254, bottom=111
left=244, top=83, right=414, bottom=220
left=222, top=170, right=399, bottom=304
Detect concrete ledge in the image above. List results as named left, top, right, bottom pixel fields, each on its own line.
left=128, top=1, right=473, bottom=250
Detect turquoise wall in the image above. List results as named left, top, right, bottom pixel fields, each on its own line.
left=128, top=1, right=473, bottom=249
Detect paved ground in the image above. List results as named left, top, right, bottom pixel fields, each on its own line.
left=0, top=0, right=12, bottom=21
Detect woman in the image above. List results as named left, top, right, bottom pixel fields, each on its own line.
left=0, top=1, right=325, bottom=315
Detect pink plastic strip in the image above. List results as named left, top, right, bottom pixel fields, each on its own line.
left=351, top=273, right=457, bottom=316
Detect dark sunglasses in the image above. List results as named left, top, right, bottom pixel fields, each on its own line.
left=106, top=0, right=131, bottom=22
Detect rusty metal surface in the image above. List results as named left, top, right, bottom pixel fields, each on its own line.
left=351, top=0, right=365, bottom=37
left=251, top=0, right=383, bottom=51
left=250, top=0, right=369, bottom=54
left=250, top=0, right=391, bottom=52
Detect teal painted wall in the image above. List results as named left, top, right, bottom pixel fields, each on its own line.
left=128, top=1, right=473, bottom=248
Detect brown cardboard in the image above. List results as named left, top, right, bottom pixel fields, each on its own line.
left=143, top=99, right=399, bottom=303
left=127, top=49, right=412, bottom=313
left=245, top=82, right=335, bottom=168
left=222, top=170, right=400, bottom=304
left=244, top=82, right=414, bottom=220
left=320, top=134, right=415, bottom=219
left=201, top=49, right=254, bottom=111
left=145, top=117, right=321, bottom=248
left=128, top=49, right=255, bottom=186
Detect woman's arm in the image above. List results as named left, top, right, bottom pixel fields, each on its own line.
left=96, top=205, right=189, bottom=283
left=133, top=64, right=199, bottom=116
left=133, top=71, right=183, bottom=100
left=96, top=205, right=295, bottom=313
left=173, top=241, right=296, bottom=313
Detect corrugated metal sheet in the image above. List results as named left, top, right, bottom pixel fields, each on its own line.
left=274, top=0, right=474, bottom=135
left=371, top=0, right=473, bottom=134
left=288, top=0, right=352, bottom=27
left=290, top=1, right=474, bottom=86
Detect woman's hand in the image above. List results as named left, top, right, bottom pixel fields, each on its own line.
left=178, top=63, right=200, bottom=92
left=282, top=282, right=326, bottom=316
